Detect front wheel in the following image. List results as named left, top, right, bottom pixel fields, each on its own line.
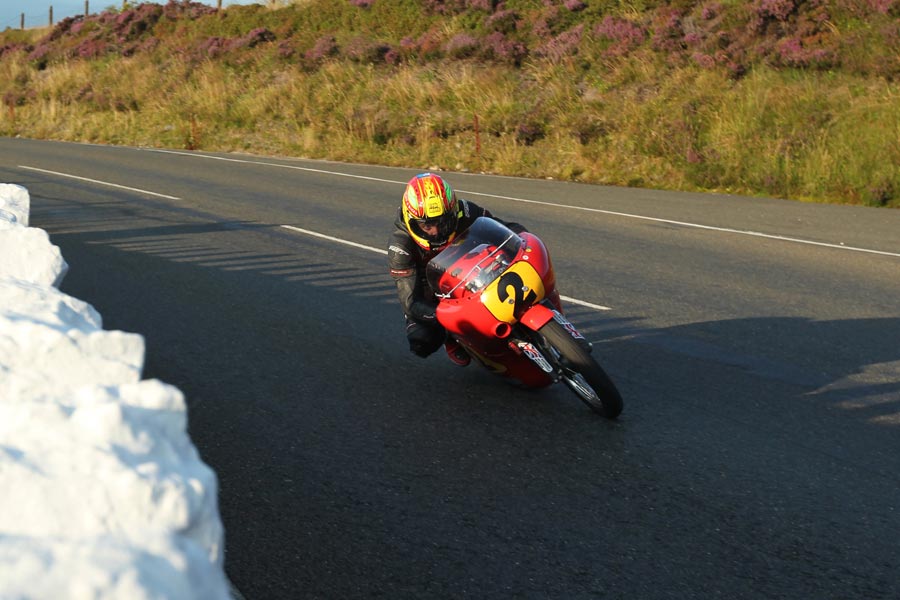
left=537, top=319, right=623, bottom=419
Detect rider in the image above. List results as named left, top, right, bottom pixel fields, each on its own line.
left=388, top=172, right=527, bottom=366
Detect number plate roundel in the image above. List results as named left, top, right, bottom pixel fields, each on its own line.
left=481, top=261, right=545, bottom=323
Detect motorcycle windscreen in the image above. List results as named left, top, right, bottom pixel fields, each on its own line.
left=426, top=217, right=523, bottom=298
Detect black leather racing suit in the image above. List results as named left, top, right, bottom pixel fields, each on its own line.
left=387, top=199, right=526, bottom=357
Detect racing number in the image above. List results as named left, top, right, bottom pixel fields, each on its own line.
left=482, top=261, right=545, bottom=323
left=497, top=272, right=538, bottom=316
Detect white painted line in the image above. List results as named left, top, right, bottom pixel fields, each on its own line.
left=147, top=149, right=399, bottom=186
left=146, top=149, right=899, bottom=259
left=560, top=296, right=612, bottom=311
left=19, top=165, right=181, bottom=200
left=279, top=225, right=611, bottom=311
left=281, top=225, right=389, bottom=255
left=19, top=154, right=614, bottom=309
left=460, top=190, right=900, bottom=259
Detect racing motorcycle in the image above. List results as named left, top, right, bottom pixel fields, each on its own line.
left=426, top=217, right=623, bottom=419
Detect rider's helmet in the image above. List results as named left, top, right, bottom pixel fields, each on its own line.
left=401, top=173, right=462, bottom=252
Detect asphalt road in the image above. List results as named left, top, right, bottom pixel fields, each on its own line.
left=4, top=138, right=899, bottom=599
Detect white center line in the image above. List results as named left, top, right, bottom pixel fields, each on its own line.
left=19, top=165, right=181, bottom=200
left=146, top=148, right=899, bottom=259
left=281, top=225, right=388, bottom=255
left=560, top=296, right=612, bottom=311
left=148, top=149, right=400, bottom=186
left=280, top=225, right=611, bottom=311
left=461, top=190, right=900, bottom=258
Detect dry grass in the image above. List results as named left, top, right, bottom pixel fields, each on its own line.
left=1, top=0, right=899, bottom=207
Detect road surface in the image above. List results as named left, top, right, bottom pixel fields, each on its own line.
left=4, top=138, right=899, bottom=599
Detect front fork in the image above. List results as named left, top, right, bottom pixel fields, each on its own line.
left=510, top=305, right=591, bottom=374
left=549, top=309, right=593, bottom=354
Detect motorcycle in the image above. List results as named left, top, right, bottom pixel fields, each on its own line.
left=426, top=217, right=623, bottom=419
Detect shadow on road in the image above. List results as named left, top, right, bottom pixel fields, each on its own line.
left=36, top=194, right=900, bottom=430
left=564, top=304, right=900, bottom=427
left=27, top=184, right=900, bottom=600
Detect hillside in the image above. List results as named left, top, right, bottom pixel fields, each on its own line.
left=1, top=0, right=898, bottom=207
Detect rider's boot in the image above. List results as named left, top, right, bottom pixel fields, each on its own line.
left=445, top=339, right=471, bottom=367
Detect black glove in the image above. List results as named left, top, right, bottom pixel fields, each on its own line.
left=410, top=299, right=438, bottom=321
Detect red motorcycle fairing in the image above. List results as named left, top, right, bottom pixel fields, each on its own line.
left=427, top=218, right=563, bottom=387
left=519, top=302, right=556, bottom=332
left=426, top=217, right=624, bottom=418
left=436, top=302, right=556, bottom=387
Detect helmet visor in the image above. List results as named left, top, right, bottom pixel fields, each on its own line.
left=415, top=217, right=442, bottom=231
left=410, top=215, right=455, bottom=245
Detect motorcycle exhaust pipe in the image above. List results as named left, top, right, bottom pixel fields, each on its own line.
left=494, top=322, right=512, bottom=338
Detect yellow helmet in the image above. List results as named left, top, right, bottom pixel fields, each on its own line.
left=401, top=173, right=462, bottom=251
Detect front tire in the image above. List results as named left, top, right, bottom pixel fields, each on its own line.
left=537, top=319, right=623, bottom=419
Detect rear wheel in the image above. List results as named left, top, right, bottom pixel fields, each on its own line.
left=537, top=319, right=623, bottom=419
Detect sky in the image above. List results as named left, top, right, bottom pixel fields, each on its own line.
left=0, top=182, right=230, bottom=597
left=0, top=0, right=263, bottom=31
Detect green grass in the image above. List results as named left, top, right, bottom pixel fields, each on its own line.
left=1, top=0, right=898, bottom=207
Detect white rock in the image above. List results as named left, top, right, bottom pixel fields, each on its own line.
left=0, top=277, right=103, bottom=334
left=0, top=221, right=68, bottom=288
left=0, top=183, right=30, bottom=226
left=0, top=182, right=227, bottom=598
left=0, top=381, right=223, bottom=566
left=0, top=533, right=230, bottom=600
left=0, top=315, right=144, bottom=391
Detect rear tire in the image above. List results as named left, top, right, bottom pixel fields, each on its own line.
left=538, top=319, right=623, bottom=419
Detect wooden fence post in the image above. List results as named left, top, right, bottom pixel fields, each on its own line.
left=85, top=1, right=89, bottom=17
left=20, top=13, right=24, bottom=29
left=474, top=114, right=482, bottom=160
left=49, top=6, right=53, bottom=26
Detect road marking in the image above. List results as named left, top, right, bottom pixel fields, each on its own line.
left=148, top=149, right=400, bottom=186
left=280, top=225, right=611, bottom=311
left=560, top=296, right=612, bottom=311
left=16, top=155, right=612, bottom=310
left=19, top=165, right=181, bottom=200
left=281, top=225, right=389, bottom=255
left=461, top=190, right=900, bottom=259
left=146, top=149, right=899, bottom=259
